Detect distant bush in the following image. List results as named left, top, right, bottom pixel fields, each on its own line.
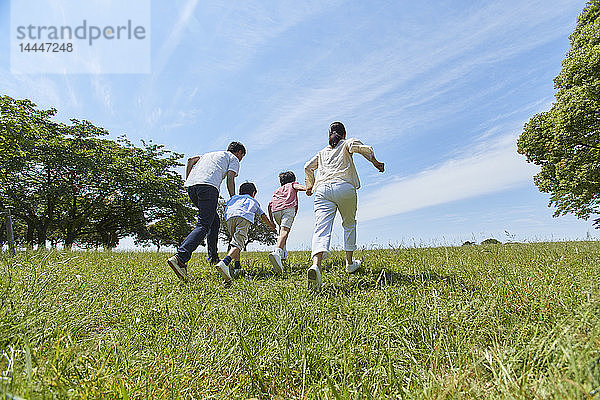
left=481, top=238, right=501, bottom=245
left=461, top=241, right=476, bottom=246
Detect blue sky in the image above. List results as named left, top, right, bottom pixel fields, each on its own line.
left=2, top=0, right=598, bottom=250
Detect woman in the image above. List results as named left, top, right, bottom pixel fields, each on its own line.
left=304, top=121, right=385, bottom=289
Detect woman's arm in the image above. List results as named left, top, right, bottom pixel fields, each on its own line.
left=304, top=154, right=318, bottom=196
left=347, top=139, right=385, bottom=172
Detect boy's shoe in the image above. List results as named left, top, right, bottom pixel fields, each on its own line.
left=229, top=266, right=243, bottom=279
left=167, top=255, right=188, bottom=282
left=307, top=265, right=322, bottom=290
left=268, top=251, right=284, bottom=274
left=215, top=260, right=232, bottom=282
left=346, top=259, right=362, bottom=274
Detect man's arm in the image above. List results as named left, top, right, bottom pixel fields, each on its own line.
left=226, top=170, right=236, bottom=197
left=261, top=213, right=277, bottom=231
left=186, top=156, right=201, bottom=179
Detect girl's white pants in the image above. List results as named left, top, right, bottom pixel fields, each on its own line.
left=311, top=181, right=357, bottom=259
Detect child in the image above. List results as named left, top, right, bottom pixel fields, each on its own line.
left=267, top=171, right=307, bottom=273
left=216, top=182, right=277, bottom=282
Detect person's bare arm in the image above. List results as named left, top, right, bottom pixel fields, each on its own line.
left=186, top=156, right=201, bottom=179
left=267, top=204, right=275, bottom=226
left=226, top=170, right=236, bottom=197
left=261, top=213, right=277, bottom=231
left=304, top=154, right=318, bottom=196
left=292, top=183, right=307, bottom=192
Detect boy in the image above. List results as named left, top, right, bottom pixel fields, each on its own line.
left=267, top=171, right=306, bottom=273
left=216, top=182, right=277, bottom=282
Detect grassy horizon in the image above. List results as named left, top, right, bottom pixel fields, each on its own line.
left=1, top=241, right=599, bottom=399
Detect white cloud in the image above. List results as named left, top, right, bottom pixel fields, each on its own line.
left=358, top=134, right=539, bottom=221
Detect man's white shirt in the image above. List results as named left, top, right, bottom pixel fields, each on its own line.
left=184, top=151, right=240, bottom=192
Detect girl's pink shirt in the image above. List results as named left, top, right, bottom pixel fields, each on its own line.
left=269, top=182, right=299, bottom=213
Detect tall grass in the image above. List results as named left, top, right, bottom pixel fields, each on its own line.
left=1, top=242, right=599, bottom=399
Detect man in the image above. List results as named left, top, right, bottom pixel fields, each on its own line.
left=167, top=141, right=246, bottom=282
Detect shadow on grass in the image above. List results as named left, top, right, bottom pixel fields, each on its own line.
left=321, top=269, right=476, bottom=296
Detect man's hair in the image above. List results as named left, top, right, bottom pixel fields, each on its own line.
left=329, top=121, right=346, bottom=147
left=239, top=182, right=257, bottom=196
left=227, top=141, right=246, bottom=155
left=279, top=171, right=296, bottom=186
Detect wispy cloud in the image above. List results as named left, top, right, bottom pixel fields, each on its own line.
left=152, top=0, right=200, bottom=77
left=358, top=134, right=538, bottom=221
left=244, top=0, right=577, bottom=152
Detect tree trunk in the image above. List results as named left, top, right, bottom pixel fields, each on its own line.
left=36, top=227, right=47, bottom=249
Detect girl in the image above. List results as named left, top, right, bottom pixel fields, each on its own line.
left=267, top=171, right=306, bottom=274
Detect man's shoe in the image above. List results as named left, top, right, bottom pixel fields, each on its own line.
left=167, top=255, right=188, bottom=282
left=307, top=265, right=322, bottom=290
left=268, top=251, right=284, bottom=274
left=346, top=259, right=361, bottom=274
left=216, top=260, right=232, bottom=282
left=209, top=258, right=220, bottom=266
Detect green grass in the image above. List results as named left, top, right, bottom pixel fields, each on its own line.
left=1, top=242, right=599, bottom=399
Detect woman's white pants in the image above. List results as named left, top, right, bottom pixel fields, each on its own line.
left=311, top=181, right=357, bottom=259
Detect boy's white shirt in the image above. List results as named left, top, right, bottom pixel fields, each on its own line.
left=184, top=151, right=239, bottom=191
left=304, top=138, right=375, bottom=191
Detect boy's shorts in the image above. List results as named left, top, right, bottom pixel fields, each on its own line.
left=272, top=207, right=296, bottom=229
left=226, top=216, right=251, bottom=250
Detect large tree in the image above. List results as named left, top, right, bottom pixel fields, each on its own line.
left=517, top=1, right=600, bottom=227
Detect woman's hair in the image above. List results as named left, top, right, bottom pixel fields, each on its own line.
left=239, top=182, right=257, bottom=196
left=279, top=171, right=296, bottom=186
left=328, top=121, right=346, bottom=147
left=227, top=141, right=246, bottom=155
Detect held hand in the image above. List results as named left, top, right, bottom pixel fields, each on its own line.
left=374, top=161, right=385, bottom=173
left=306, top=187, right=313, bottom=196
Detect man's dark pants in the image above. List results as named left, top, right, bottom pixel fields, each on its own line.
left=177, top=184, right=220, bottom=264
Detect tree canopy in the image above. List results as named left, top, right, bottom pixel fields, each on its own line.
left=1, top=95, right=186, bottom=249
left=517, top=0, right=600, bottom=227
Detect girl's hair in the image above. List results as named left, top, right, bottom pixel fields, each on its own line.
left=328, top=121, right=346, bottom=147
left=239, top=182, right=257, bottom=196
left=279, top=171, right=296, bottom=186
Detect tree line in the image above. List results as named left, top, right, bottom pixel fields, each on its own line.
left=0, top=95, right=193, bottom=249
left=0, top=95, right=276, bottom=251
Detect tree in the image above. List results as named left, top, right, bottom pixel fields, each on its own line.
left=517, top=1, right=600, bottom=227
left=136, top=197, right=196, bottom=252
left=217, top=199, right=277, bottom=250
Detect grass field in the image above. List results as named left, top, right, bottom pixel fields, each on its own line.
left=1, top=242, right=599, bottom=399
